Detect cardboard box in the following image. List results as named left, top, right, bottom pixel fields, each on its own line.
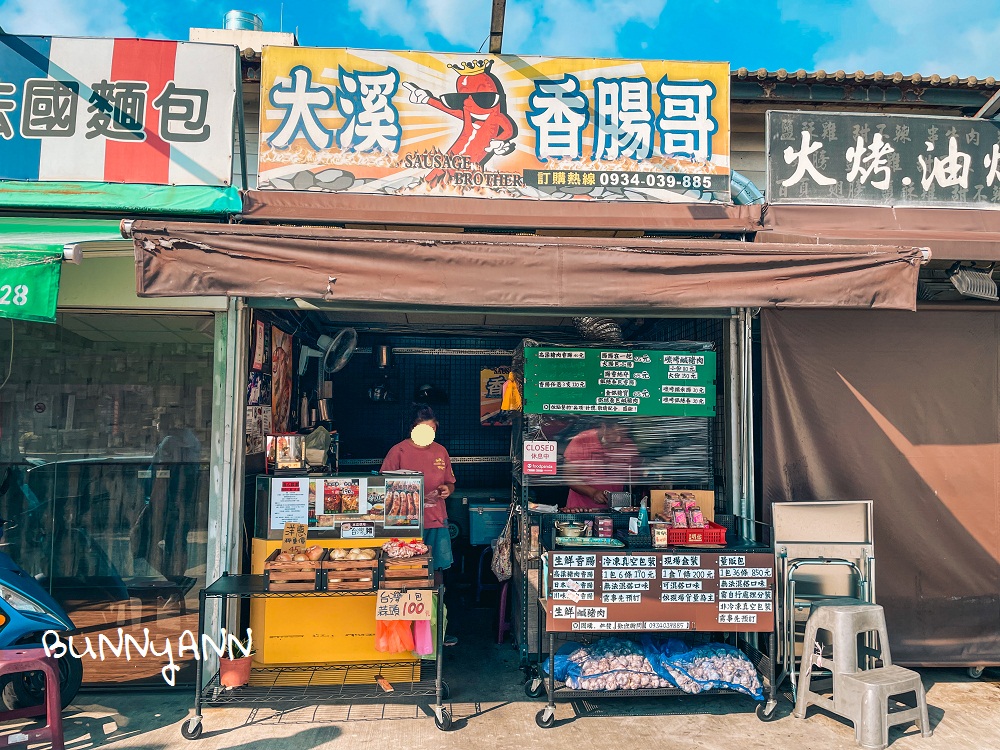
left=649, top=490, right=715, bottom=523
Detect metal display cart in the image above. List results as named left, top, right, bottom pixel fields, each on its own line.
left=509, top=340, right=720, bottom=674
left=524, top=518, right=780, bottom=726
left=180, top=574, right=451, bottom=739
left=531, top=605, right=778, bottom=727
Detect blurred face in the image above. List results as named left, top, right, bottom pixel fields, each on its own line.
left=598, top=423, right=625, bottom=447
left=410, top=419, right=437, bottom=447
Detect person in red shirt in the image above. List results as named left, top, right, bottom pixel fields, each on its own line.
left=564, top=420, right=640, bottom=510
left=381, top=405, right=459, bottom=645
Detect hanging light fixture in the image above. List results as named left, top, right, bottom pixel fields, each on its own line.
left=947, top=262, right=998, bottom=301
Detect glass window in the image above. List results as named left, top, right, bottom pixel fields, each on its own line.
left=0, top=312, right=214, bottom=686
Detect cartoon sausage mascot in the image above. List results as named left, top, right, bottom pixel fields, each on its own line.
left=404, top=59, right=517, bottom=186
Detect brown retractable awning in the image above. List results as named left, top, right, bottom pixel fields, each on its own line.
left=241, top=190, right=764, bottom=234
left=129, top=220, right=921, bottom=312
left=758, top=204, right=1000, bottom=261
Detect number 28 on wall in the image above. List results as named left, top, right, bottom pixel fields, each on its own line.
left=0, top=285, right=29, bottom=306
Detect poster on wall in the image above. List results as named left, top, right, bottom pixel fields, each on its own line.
left=247, top=371, right=271, bottom=406
left=271, top=326, right=293, bottom=432
left=258, top=48, right=730, bottom=203
left=246, top=406, right=264, bottom=453
left=245, top=405, right=273, bottom=454
left=481, top=367, right=512, bottom=426
left=252, top=319, right=267, bottom=371
left=262, top=323, right=272, bottom=374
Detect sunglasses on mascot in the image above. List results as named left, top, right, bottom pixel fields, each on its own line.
left=440, top=92, right=500, bottom=110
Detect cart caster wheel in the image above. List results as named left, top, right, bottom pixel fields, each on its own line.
left=180, top=719, right=203, bottom=740
left=525, top=678, right=546, bottom=698
left=968, top=666, right=985, bottom=679
left=756, top=703, right=779, bottom=722
left=535, top=709, right=555, bottom=728
left=434, top=709, right=452, bottom=731
left=440, top=681, right=451, bottom=700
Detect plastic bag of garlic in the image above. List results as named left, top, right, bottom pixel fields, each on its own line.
left=559, top=639, right=673, bottom=691
left=548, top=637, right=763, bottom=699
left=643, top=639, right=763, bottom=700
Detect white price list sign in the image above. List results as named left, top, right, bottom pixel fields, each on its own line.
left=269, top=479, right=310, bottom=529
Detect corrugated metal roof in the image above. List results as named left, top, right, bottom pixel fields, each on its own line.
left=233, top=49, right=999, bottom=90
left=732, top=67, right=998, bottom=88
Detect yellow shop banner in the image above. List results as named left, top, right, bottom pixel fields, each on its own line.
left=259, top=47, right=729, bottom=203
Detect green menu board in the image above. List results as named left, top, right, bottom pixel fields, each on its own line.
left=524, top=347, right=716, bottom=417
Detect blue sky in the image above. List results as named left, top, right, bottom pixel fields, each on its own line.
left=2, top=0, right=1000, bottom=78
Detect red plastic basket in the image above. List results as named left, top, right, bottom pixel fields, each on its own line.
left=662, top=520, right=727, bottom=547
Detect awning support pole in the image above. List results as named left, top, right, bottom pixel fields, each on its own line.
left=204, top=297, right=248, bottom=685
left=741, top=309, right=757, bottom=542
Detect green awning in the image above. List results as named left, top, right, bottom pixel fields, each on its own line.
left=0, top=181, right=242, bottom=215
left=0, top=217, right=126, bottom=252
left=0, top=217, right=127, bottom=323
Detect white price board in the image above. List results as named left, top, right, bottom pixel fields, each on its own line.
left=376, top=589, right=432, bottom=620
left=270, top=478, right=310, bottom=529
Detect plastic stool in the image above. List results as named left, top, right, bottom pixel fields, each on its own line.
left=841, top=665, right=932, bottom=749
left=0, top=647, right=64, bottom=750
left=797, top=602, right=892, bottom=704
left=795, top=603, right=931, bottom=749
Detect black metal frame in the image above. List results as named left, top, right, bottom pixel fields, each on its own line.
left=529, top=596, right=779, bottom=726
left=180, top=573, right=451, bottom=738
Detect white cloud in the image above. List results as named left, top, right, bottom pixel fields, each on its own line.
left=777, top=0, right=1000, bottom=78
left=347, top=0, right=490, bottom=50
left=0, top=0, right=135, bottom=37
left=505, top=0, right=668, bottom=57
left=424, top=0, right=487, bottom=46
left=350, top=0, right=667, bottom=56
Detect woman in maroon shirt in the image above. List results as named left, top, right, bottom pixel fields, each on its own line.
left=381, top=405, right=458, bottom=645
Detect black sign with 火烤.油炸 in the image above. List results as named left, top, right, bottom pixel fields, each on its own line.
left=766, top=110, right=1000, bottom=209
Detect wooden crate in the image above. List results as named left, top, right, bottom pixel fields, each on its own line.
left=321, top=555, right=378, bottom=591
left=379, top=553, right=434, bottom=590
left=264, top=549, right=325, bottom=592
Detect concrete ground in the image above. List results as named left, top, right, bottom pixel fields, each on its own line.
left=9, top=650, right=999, bottom=749
left=6, top=578, right=997, bottom=749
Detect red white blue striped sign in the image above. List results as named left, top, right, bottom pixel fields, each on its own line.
left=0, top=36, right=237, bottom=186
